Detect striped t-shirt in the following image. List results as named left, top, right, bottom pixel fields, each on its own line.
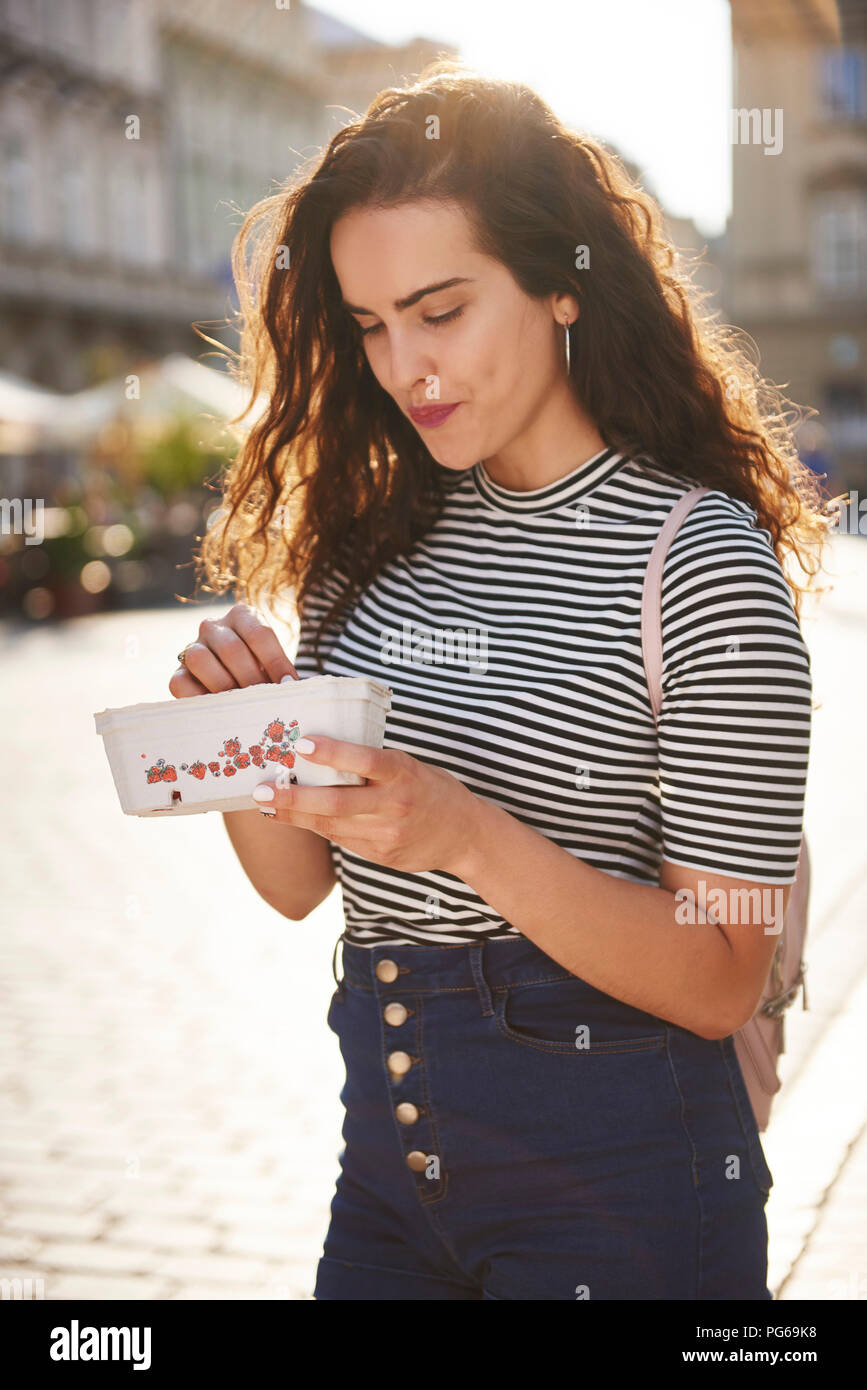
left=290, top=446, right=812, bottom=947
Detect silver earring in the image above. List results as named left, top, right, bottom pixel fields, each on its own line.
left=564, top=318, right=571, bottom=374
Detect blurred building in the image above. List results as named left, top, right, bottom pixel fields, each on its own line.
left=602, top=146, right=727, bottom=310
left=4, top=0, right=861, bottom=488
left=0, top=0, right=452, bottom=392
left=0, top=1, right=452, bottom=620
left=727, top=0, right=867, bottom=489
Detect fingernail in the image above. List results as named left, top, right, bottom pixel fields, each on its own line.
left=295, top=737, right=315, bottom=754
left=252, top=784, right=275, bottom=802
left=280, top=673, right=298, bottom=683
left=259, top=808, right=277, bottom=817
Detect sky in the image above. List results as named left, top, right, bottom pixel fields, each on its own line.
left=310, top=0, right=733, bottom=239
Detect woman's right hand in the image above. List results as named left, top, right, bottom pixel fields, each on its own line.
left=168, top=602, right=299, bottom=698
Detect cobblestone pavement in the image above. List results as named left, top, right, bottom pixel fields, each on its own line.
left=1, top=601, right=345, bottom=1300
left=0, top=534, right=865, bottom=1301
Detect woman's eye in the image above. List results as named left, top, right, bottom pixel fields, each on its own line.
left=424, top=306, right=464, bottom=329
left=358, top=306, right=464, bottom=339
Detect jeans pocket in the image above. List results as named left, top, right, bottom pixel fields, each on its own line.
left=722, top=1035, right=774, bottom=1196
left=748, top=1134, right=774, bottom=1197
left=326, top=982, right=345, bottom=1033
left=494, top=975, right=667, bottom=1055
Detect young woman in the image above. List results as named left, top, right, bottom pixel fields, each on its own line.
left=172, top=61, right=832, bottom=1300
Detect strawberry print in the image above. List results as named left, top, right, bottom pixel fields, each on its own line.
left=145, top=714, right=306, bottom=787
left=146, top=757, right=177, bottom=784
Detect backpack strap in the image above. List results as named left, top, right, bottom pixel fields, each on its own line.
left=641, top=487, right=712, bottom=724
left=640, top=484, right=810, bottom=1132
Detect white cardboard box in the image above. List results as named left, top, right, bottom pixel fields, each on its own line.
left=94, top=674, right=392, bottom=816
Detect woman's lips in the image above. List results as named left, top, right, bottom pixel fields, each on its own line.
left=409, top=403, right=461, bottom=427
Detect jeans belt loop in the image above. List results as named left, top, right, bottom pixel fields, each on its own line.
left=469, top=941, right=494, bottom=1017
left=331, top=933, right=345, bottom=988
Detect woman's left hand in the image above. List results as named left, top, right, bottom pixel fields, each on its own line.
left=249, top=734, right=481, bottom=875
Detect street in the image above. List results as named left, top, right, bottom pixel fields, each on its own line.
left=1, top=532, right=866, bottom=1299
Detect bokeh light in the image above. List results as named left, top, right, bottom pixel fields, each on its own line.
left=21, top=586, right=54, bottom=619
left=80, top=560, right=112, bottom=593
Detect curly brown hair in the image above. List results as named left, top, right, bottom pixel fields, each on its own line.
left=191, top=57, right=836, bottom=671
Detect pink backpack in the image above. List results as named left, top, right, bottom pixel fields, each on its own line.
left=640, top=486, right=810, bottom=1131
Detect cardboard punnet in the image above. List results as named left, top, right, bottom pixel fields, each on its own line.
left=93, top=674, right=392, bottom=816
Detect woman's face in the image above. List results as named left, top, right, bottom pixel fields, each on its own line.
left=329, top=199, right=570, bottom=473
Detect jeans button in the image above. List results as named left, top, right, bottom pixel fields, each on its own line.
left=387, top=1050, right=413, bottom=1077
left=376, top=959, right=399, bottom=982
left=395, top=1102, right=419, bottom=1125
left=383, top=1002, right=408, bottom=1026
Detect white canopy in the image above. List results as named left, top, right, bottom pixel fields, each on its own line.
left=0, top=355, right=268, bottom=453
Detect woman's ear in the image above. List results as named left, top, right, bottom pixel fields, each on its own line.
left=552, top=293, right=580, bottom=326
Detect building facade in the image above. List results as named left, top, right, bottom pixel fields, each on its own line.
left=728, top=0, right=867, bottom=490
left=0, top=0, right=451, bottom=391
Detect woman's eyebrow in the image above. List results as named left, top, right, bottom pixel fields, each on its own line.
left=343, top=276, right=475, bottom=316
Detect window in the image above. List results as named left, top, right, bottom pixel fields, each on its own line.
left=818, top=48, right=867, bottom=121
left=825, top=383, right=867, bottom=453
left=57, top=126, right=93, bottom=255
left=812, top=190, right=867, bottom=293
left=0, top=129, right=34, bottom=242
left=98, top=0, right=134, bottom=78
left=108, top=157, right=145, bottom=263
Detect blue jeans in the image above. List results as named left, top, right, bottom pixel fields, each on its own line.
left=314, top=935, right=774, bottom=1300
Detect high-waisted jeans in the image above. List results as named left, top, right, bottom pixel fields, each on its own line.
left=313, top=934, right=774, bottom=1300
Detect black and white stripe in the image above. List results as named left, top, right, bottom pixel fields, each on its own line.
left=291, top=448, right=812, bottom=947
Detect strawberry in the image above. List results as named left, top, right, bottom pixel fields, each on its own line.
left=267, top=721, right=284, bottom=741
left=208, top=761, right=220, bottom=775
left=161, top=766, right=177, bottom=782
left=225, top=737, right=241, bottom=756
left=190, top=762, right=206, bottom=780
left=223, top=764, right=236, bottom=777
